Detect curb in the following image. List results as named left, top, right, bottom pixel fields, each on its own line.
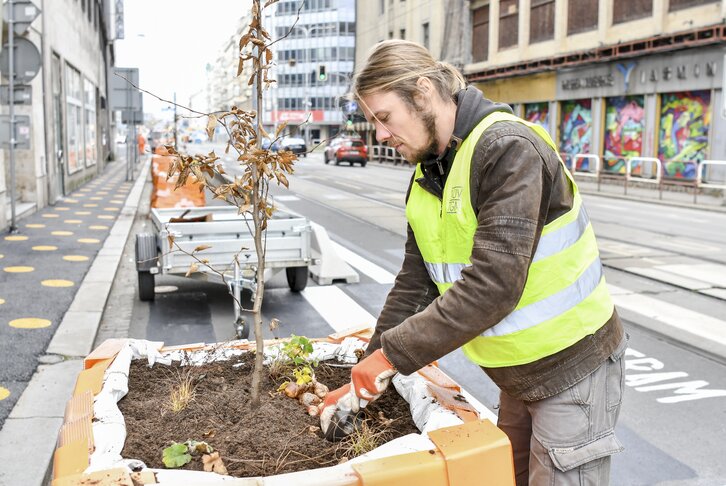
left=0, top=159, right=151, bottom=486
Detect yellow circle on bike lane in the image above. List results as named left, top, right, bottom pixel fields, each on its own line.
left=0, top=298, right=5, bottom=305
left=52, top=231, right=74, bottom=236
left=4, top=266, right=34, bottom=273
left=75, top=211, right=91, bottom=215
left=78, top=238, right=100, bottom=244
left=41, top=280, right=74, bottom=288
left=63, top=255, right=89, bottom=262
left=64, top=219, right=83, bottom=224
left=97, top=215, right=114, bottom=220
left=0, top=387, right=9, bottom=401
left=9, top=318, right=51, bottom=329
left=42, top=214, right=59, bottom=218
left=33, top=246, right=57, bottom=251
left=89, top=225, right=108, bottom=230
left=5, top=235, right=28, bottom=241
left=26, top=223, right=45, bottom=229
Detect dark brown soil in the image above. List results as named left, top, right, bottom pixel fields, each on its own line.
left=118, top=352, right=419, bottom=477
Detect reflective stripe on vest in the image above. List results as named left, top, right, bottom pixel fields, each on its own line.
left=406, top=111, right=614, bottom=368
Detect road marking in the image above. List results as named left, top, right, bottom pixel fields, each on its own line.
left=9, top=318, right=51, bottom=329
left=301, top=286, right=376, bottom=333
left=625, top=348, right=726, bottom=403
left=659, top=239, right=719, bottom=252
left=274, top=195, right=300, bottom=202
left=656, top=263, right=726, bottom=287
left=331, top=242, right=396, bottom=284
left=609, top=284, right=726, bottom=347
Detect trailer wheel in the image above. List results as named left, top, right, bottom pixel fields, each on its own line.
left=286, top=266, right=308, bottom=292
left=138, top=271, right=155, bottom=301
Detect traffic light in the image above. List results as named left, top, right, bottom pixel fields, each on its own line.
left=346, top=115, right=353, bottom=129
left=317, top=64, right=327, bottom=82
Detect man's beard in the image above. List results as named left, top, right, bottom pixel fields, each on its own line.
left=406, top=109, right=440, bottom=163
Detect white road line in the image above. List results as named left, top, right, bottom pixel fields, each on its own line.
left=274, top=195, right=300, bottom=202
left=331, top=241, right=397, bottom=284
left=608, top=284, right=726, bottom=347
left=301, top=286, right=376, bottom=333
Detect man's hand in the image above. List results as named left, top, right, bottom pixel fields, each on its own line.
left=320, top=384, right=359, bottom=438
left=351, top=349, right=396, bottom=406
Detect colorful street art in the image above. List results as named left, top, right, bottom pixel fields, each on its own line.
left=525, top=102, right=549, bottom=132
left=604, top=96, right=645, bottom=174
left=560, top=99, right=592, bottom=170
left=658, top=91, right=711, bottom=180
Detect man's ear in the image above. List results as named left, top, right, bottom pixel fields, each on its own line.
left=415, top=77, right=434, bottom=107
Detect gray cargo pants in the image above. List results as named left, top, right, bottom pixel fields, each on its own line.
left=497, top=337, right=627, bottom=486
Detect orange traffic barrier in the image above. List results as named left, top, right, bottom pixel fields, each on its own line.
left=150, top=146, right=206, bottom=208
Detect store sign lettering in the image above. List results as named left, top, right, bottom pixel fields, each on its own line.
left=562, top=60, right=718, bottom=91
left=640, top=61, right=716, bottom=84
left=561, top=74, right=615, bottom=90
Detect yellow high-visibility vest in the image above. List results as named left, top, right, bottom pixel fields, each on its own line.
left=406, top=111, right=614, bottom=368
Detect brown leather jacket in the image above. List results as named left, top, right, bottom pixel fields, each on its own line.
left=367, top=87, right=624, bottom=402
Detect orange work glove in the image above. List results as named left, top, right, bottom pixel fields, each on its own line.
left=351, top=349, right=397, bottom=406
left=319, top=384, right=359, bottom=437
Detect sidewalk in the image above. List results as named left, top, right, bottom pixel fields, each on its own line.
left=0, top=156, right=151, bottom=486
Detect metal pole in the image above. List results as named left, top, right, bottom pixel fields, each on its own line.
left=173, top=92, right=178, bottom=149
left=304, top=30, right=309, bottom=148
left=8, top=0, right=17, bottom=232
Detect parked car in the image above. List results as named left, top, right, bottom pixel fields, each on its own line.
left=280, top=137, right=307, bottom=156
left=330, top=138, right=368, bottom=167
left=324, top=138, right=346, bottom=164
left=261, top=137, right=280, bottom=151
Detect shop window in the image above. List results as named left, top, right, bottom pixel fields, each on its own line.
left=530, top=0, right=554, bottom=43
left=560, top=99, right=593, bottom=168
left=51, top=53, right=65, bottom=180
left=658, top=90, right=711, bottom=180
left=669, top=0, right=718, bottom=10
left=83, top=78, right=97, bottom=167
left=423, top=22, right=430, bottom=50
left=613, top=0, right=652, bottom=25
left=65, top=64, right=84, bottom=174
left=498, top=0, right=518, bottom=50
left=604, top=95, right=645, bottom=174
left=472, top=5, right=489, bottom=62
left=400, top=28, right=406, bottom=39
left=524, top=102, right=549, bottom=132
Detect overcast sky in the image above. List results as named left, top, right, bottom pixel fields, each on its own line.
left=115, top=0, right=251, bottom=118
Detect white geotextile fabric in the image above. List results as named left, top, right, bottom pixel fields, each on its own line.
left=84, top=338, right=470, bottom=481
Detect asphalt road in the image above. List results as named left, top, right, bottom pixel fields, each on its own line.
left=128, top=146, right=726, bottom=485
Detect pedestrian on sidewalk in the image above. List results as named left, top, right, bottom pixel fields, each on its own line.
left=321, top=39, right=628, bottom=486
left=137, top=131, right=147, bottom=158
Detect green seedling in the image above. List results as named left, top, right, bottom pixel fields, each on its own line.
left=162, top=442, right=192, bottom=468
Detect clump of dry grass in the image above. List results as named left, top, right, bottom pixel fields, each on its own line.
left=167, top=368, right=197, bottom=413
left=337, top=419, right=391, bottom=458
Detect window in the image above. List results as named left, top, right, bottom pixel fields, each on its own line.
left=567, top=0, right=598, bottom=35
left=65, top=65, right=83, bottom=174
left=400, top=28, right=406, bottom=39
left=51, top=54, right=65, bottom=179
left=83, top=78, right=97, bottom=167
left=669, top=0, right=718, bottom=10
left=380, top=0, right=385, bottom=13
left=530, top=0, right=554, bottom=43
left=499, top=0, right=518, bottom=50
left=613, top=0, right=652, bottom=24
left=422, top=22, right=430, bottom=50
left=472, top=6, right=489, bottom=62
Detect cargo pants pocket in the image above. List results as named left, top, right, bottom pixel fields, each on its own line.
left=548, top=431, right=624, bottom=473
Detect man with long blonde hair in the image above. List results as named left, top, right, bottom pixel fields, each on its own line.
left=321, top=40, right=627, bottom=485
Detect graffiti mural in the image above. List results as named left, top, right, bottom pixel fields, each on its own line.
left=525, top=102, right=549, bottom=132
left=560, top=99, right=592, bottom=170
left=604, top=96, right=645, bottom=174
left=658, top=91, right=711, bottom=180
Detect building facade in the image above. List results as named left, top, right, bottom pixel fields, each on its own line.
left=0, top=0, right=115, bottom=230
left=261, top=0, right=356, bottom=144
left=467, top=0, right=726, bottom=178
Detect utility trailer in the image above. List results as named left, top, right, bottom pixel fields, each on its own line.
left=135, top=206, right=312, bottom=339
